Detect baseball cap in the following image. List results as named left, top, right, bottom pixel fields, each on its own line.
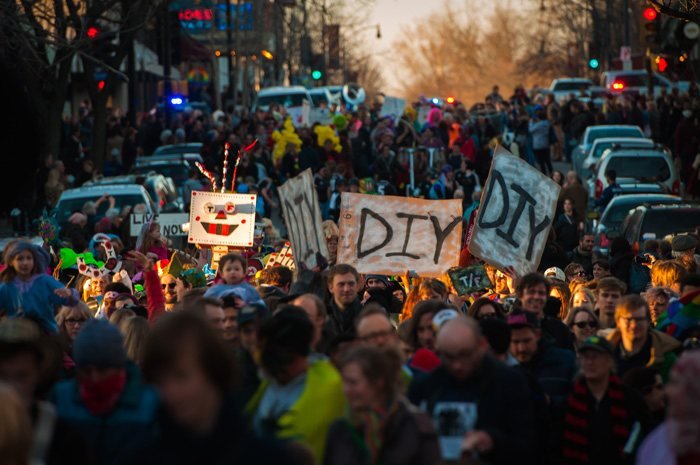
left=432, top=309, right=460, bottom=332
left=578, top=335, right=613, bottom=355
left=544, top=267, right=566, bottom=282
left=672, top=234, right=698, bottom=252
left=506, top=311, right=540, bottom=329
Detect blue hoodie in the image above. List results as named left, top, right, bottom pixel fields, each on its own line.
left=0, top=274, right=76, bottom=333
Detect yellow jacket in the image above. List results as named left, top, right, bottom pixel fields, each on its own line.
left=246, top=359, right=347, bottom=464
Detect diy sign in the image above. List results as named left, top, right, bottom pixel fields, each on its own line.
left=337, top=193, right=462, bottom=277
left=379, top=96, right=406, bottom=122
left=130, top=213, right=189, bottom=237
left=278, top=169, right=328, bottom=269
left=265, top=242, right=296, bottom=270
left=468, top=146, right=561, bottom=274
left=448, top=265, right=492, bottom=296
left=187, top=191, right=257, bottom=247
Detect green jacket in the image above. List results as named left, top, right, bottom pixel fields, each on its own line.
left=246, top=359, right=347, bottom=464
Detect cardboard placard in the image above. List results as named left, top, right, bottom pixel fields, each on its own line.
left=448, top=265, right=492, bottom=296
left=379, top=96, right=406, bottom=122
left=468, top=146, right=561, bottom=274
left=187, top=191, right=257, bottom=247
left=278, top=169, right=328, bottom=269
left=265, top=242, right=296, bottom=270
left=130, top=213, right=189, bottom=237
left=337, top=193, right=462, bottom=277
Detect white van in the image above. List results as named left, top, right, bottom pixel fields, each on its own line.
left=252, top=86, right=313, bottom=112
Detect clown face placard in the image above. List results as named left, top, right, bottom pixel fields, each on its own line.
left=188, top=191, right=257, bottom=247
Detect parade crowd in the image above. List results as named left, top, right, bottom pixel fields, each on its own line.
left=3, top=83, right=700, bottom=465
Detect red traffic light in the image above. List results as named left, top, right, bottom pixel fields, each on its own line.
left=97, top=80, right=105, bottom=91
left=87, top=26, right=100, bottom=39
left=643, top=7, right=657, bottom=21
left=657, top=57, right=668, bottom=72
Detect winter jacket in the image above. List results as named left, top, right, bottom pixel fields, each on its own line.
left=131, top=396, right=296, bottom=465
left=326, top=298, right=362, bottom=337
left=607, top=329, right=680, bottom=381
left=529, top=119, right=551, bottom=150
left=520, top=340, right=577, bottom=411
left=52, top=363, right=159, bottom=465
left=555, top=214, right=580, bottom=252
left=408, top=355, right=537, bottom=465
left=567, top=247, right=594, bottom=277
left=323, top=399, right=440, bottom=465
left=0, top=274, right=77, bottom=333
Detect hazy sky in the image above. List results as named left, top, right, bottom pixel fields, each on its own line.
left=363, top=0, right=440, bottom=94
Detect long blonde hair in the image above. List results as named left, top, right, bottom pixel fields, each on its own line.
left=0, top=383, right=32, bottom=465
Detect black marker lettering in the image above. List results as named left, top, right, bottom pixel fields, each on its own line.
left=431, top=215, right=462, bottom=264
left=495, top=184, right=536, bottom=248
left=478, top=171, right=508, bottom=229
left=358, top=208, right=393, bottom=258
left=526, top=204, right=551, bottom=261
left=386, top=213, right=428, bottom=259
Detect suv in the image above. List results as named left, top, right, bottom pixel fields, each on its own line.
left=85, top=174, right=183, bottom=213
left=152, top=143, right=203, bottom=158
left=588, top=147, right=680, bottom=200
left=548, top=78, right=594, bottom=102
left=621, top=204, right=700, bottom=251
left=53, top=184, right=156, bottom=226
left=578, top=137, right=657, bottom=178
left=593, top=194, right=682, bottom=256
left=572, top=125, right=645, bottom=175
left=601, top=70, right=688, bottom=97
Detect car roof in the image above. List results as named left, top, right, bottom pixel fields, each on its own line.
left=591, top=137, right=654, bottom=146
left=551, top=77, right=593, bottom=83
left=586, top=125, right=643, bottom=132
left=257, top=86, right=309, bottom=96
left=608, top=194, right=680, bottom=206
left=600, top=147, right=668, bottom=158
left=632, top=203, right=700, bottom=212
left=135, top=159, right=191, bottom=167
left=59, top=184, right=148, bottom=199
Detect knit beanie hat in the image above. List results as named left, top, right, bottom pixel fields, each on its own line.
left=73, top=319, right=127, bottom=368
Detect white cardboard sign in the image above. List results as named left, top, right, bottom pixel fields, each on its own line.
left=187, top=191, right=257, bottom=247
left=129, top=213, right=189, bottom=237
left=468, top=146, right=561, bottom=274
left=337, top=193, right=462, bottom=277
left=278, top=169, right=329, bottom=269
left=379, top=96, right=406, bottom=122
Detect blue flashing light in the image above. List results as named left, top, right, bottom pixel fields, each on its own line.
left=588, top=58, right=600, bottom=69
left=431, top=97, right=439, bottom=104
left=170, top=96, right=184, bottom=106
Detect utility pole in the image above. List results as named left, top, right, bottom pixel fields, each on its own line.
left=127, top=35, right=136, bottom=126
left=226, top=0, right=234, bottom=110
left=162, top=4, right=172, bottom=127
left=623, top=0, right=630, bottom=48
left=233, top=0, right=240, bottom=111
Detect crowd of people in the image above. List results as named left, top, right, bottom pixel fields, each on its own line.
left=3, top=82, right=700, bottom=465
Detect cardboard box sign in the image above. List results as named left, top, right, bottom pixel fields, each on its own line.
left=337, top=193, right=463, bottom=277
left=187, top=191, right=257, bottom=247
left=448, top=265, right=492, bottom=296
left=130, top=213, right=189, bottom=237
left=278, top=169, right=328, bottom=270
left=468, top=146, right=561, bottom=275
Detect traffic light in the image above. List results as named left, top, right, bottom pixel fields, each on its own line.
left=588, top=58, right=600, bottom=69
left=655, top=55, right=668, bottom=72
left=643, top=7, right=660, bottom=46
left=310, top=53, right=324, bottom=81
left=86, top=26, right=101, bottom=40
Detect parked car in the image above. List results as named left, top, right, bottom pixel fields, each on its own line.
left=133, top=160, right=191, bottom=192
left=593, top=194, right=682, bottom=256
left=152, top=143, right=203, bottom=158
left=601, top=70, right=688, bottom=98
left=85, top=174, right=183, bottom=213
left=548, top=77, right=594, bottom=102
left=252, top=86, right=312, bottom=112
left=621, top=203, right=700, bottom=251
left=588, top=147, right=680, bottom=200
left=572, top=125, right=645, bottom=176
left=53, top=184, right=156, bottom=226
left=578, top=137, right=659, bottom=178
